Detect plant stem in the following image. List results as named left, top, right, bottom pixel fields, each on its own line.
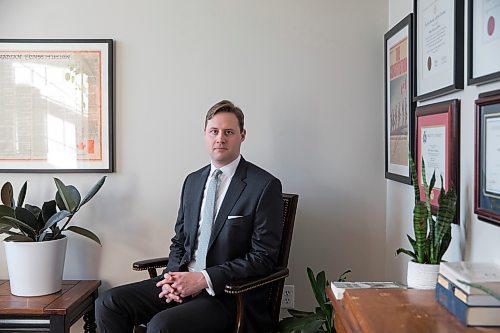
left=53, top=214, right=74, bottom=239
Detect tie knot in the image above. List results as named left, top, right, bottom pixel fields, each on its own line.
left=212, top=169, right=222, bottom=179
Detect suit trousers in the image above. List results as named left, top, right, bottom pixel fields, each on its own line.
left=95, top=278, right=235, bottom=333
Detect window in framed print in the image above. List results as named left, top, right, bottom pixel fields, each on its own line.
left=415, top=99, right=460, bottom=221
left=385, top=14, right=416, bottom=184
left=0, top=39, right=114, bottom=172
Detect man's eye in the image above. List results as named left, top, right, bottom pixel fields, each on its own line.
left=225, top=130, right=234, bottom=136
left=210, top=130, right=218, bottom=135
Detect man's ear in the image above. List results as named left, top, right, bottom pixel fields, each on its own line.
left=241, top=129, right=246, bottom=142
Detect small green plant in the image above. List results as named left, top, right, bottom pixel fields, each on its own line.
left=396, top=156, right=457, bottom=264
left=0, top=177, right=106, bottom=244
left=457, top=280, right=500, bottom=300
left=278, top=267, right=351, bottom=333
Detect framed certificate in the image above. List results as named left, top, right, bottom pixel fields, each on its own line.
left=0, top=39, right=114, bottom=172
left=468, top=0, right=500, bottom=85
left=414, top=0, right=464, bottom=101
left=475, top=91, right=500, bottom=226
left=415, top=99, right=460, bottom=221
left=385, top=14, right=416, bottom=184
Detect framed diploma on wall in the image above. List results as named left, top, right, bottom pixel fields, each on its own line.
left=468, top=0, right=500, bottom=85
left=475, top=91, right=500, bottom=226
left=0, top=39, right=114, bottom=172
left=415, top=99, right=460, bottom=221
left=385, top=14, right=416, bottom=184
left=413, top=0, right=464, bottom=101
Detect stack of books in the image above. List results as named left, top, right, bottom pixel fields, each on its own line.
left=435, top=262, right=500, bottom=326
left=330, top=281, right=402, bottom=300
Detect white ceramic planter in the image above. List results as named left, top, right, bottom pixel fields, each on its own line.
left=407, top=261, right=439, bottom=289
left=4, top=237, right=67, bottom=296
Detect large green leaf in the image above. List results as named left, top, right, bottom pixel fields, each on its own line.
left=4, top=234, right=34, bottom=242
left=301, top=320, right=325, bottom=333
left=458, top=280, right=500, bottom=301
left=307, top=268, right=327, bottom=316
left=78, top=176, right=106, bottom=209
left=1, top=216, right=36, bottom=234
left=287, top=309, right=316, bottom=318
left=67, top=225, right=101, bottom=245
left=413, top=202, right=427, bottom=263
left=42, top=200, right=57, bottom=223
left=54, top=178, right=79, bottom=213
left=41, top=210, right=71, bottom=232
left=1, top=182, right=14, bottom=207
left=409, top=155, right=420, bottom=200
left=17, top=181, right=27, bottom=208
left=0, top=205, right=15, bottom=219
left=14, top=207, right=38, bottom=237
left=395, top=248, right=416, bottom=260
left=278, top=315, right=323, bottom=333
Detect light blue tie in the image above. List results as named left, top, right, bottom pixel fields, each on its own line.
left=194, top=169, right=222, bottom=272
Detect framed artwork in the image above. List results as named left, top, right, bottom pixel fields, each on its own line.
left=413, top=0, right=464, bottom=101
left=415, top=99, right=460, bottom=221
left=468, top=0, right=500, bottom=85
left=385, top=14, right=416, bottom=184
left=475, top=91, right=500, bottom=226
left=0, top=39, right=114, bottom=172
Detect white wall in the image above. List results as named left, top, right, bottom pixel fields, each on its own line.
left=386, top=0, right=500, bottom=284
left=0, top=0, right=388, bottom=330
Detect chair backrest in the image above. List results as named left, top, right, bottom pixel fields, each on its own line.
left=269, top=193, right=298, bottom=331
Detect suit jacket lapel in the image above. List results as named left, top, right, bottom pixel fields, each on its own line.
left=208, top=159, right=247, bottom=249
left=188, top=165, right=210, bottom=249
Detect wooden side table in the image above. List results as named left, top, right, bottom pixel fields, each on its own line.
left=326, top=287, right=500, bottom=333
left=0, top=279, right=100, bottom=333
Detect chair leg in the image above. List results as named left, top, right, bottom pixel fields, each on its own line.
left=234, top=294, right=245, bottom=333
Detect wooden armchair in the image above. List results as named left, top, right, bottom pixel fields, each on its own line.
left=132, top=193, right=298, bottom=333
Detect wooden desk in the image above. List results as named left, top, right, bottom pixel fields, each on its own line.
left=0, top=280, right=100, bottom=333
left=326, top=287, right=500, bottom=333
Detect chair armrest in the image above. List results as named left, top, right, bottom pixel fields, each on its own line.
left=224, top=267, right=289, bottom=294
left=132, top=257, right=169, bottom=271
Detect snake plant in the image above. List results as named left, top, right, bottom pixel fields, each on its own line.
left=278, top=267, right=351, bottom=333
left=0, top=176, right=106, bottom=244
left=396, top=157, right=457, bottom=264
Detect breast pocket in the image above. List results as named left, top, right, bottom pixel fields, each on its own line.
left=223, top=215, right=253, bottom=247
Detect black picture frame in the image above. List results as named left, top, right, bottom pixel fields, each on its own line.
left=413, top=0, right=464, bottom=101
left=475, top=91, right=500, bottom=226
left=415, top=99, right=460, bottom=222
left=0, top=39, right=114, bottom=172
left=385, top=14, right=416, bottom=184
left=467, top=0, right=500, bottom=85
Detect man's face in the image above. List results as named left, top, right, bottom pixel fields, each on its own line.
left=204, top=112, right=246, bottom=168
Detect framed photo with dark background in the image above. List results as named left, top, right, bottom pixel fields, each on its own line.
left=413, top=0, right=464, bottom=101
left=415, top=99, right=460, bottom=222
left=475, top=91, right=500, bottom=226
left=468, top=0, right=500, bottom=85
left=385, top=14, right=416, bottom=184
left=0, top=39, right=114, bottom=172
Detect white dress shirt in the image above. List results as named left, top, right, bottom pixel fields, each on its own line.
left=188, top=155, right=241, bottom=295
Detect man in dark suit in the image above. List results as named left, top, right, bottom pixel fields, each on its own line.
left=95, top=100, right=283, bottom=333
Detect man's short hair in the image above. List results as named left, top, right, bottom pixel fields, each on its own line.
left=205, top=100, right=244, bottom=132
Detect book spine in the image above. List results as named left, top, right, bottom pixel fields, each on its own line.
left=435, top=283, right=469, bottom=326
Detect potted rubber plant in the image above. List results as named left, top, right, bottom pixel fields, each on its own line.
left=278, top=267, right=351, bottom=333
left=396, top=156, right=457, bottom=289
left=0, top=176, right=106, bottom=296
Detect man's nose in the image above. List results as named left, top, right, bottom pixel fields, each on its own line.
left=215, top=132, right=226, bottom=142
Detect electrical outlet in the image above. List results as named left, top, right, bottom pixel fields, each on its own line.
left=281, top=284, right=295, bottom=309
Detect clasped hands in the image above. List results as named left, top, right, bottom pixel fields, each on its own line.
left=156, top=271, right=208, bottom=303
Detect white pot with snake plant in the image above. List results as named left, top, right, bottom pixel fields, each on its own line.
left=396, top=157, right=457, bottom=289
